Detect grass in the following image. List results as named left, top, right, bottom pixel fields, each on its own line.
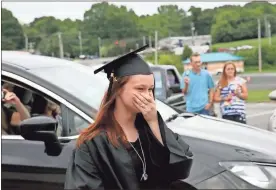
left=213, top=35, right=276, bottom=49
left=244, top=66, right=276, bottom=73
left=247, top=89, right=272, bottom=103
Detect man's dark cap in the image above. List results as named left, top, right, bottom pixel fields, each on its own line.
left=94, top=44, right=152, bottom=79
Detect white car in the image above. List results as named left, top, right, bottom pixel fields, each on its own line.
left=269, top=90, right=276, bottom=101
left=268, top=109, right=276, bottom=132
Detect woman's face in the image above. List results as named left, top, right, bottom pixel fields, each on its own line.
left=225, top=64, right=236, bottom=77
left=118, top=74, right=154, bottom=113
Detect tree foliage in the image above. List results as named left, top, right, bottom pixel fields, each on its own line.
left=2, top=2, right=276, bottom=58
left=1, top=8, right=25, bottom=50
left=182, top=45, right=193, bottom=60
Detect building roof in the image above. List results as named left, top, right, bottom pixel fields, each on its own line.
left=182, top=52, right=244, bottom=64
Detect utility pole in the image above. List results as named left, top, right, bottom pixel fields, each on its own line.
left=149, top=36, right=152, bottom=48
left=191, top=22, right=195, bottom=46
left=268, top=21, right=272, bottom=46
left=24, top=33, right=28, bottom=51
left=98, top=37, right=101, bottom=58
left=78, top=31, right=83, bottom=56
left=58, top=32, right=64, bottom=59
left=155, top=30, right=158, bottom=65
left=143, top=36, right=146, bottom=46
left=264, top=15, right=268, bottom=37
left=257, top=19, right=262, bottom=72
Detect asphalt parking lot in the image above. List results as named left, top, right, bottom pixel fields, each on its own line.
left=214, top=102, right=276, bottom=130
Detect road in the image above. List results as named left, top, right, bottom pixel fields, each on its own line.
left=214, top=102, right=276, bottom=130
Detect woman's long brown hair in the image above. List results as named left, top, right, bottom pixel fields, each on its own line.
left=218, top=62, right=237, bottom=88
left=76, top=76, right=130, bottom=148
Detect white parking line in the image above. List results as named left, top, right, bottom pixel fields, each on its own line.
left=247, top=111, right=274, bottom=118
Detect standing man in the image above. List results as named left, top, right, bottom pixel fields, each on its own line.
left=180, top=53, right=215, bottom=115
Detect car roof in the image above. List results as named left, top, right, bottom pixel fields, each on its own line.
left=2, top=51, right=74, bottom=70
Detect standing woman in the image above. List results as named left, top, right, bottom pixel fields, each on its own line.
left=65, top=45, right=194, bottom=190
left=214, top=62, right=248, bottom=124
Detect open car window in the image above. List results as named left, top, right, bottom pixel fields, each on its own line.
left=1, top=77, right=90, bottom=138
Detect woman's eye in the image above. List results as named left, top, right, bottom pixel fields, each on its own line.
left=137, top=88, right=144, bottom=91
left=148, top=88, right=153, bottom=92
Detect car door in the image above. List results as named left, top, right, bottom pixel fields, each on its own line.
left=1, top=73, right=92, bottom=190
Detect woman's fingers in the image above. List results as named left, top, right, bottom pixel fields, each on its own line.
left=5, top=93, right=15, bottom=101
left=134, top=93, right=149, bottom=105
left=133, top=94, right=144, bottom=107
left=133, top=99, right=145, bottom=112
left=139, top=93, right=153, bottom=103
left=2, top=89, right=9, bottom=93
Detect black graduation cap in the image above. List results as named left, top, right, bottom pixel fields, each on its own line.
left=94, top=44, right=153, bottom=100
left=94, top=44, right=152, bottom=79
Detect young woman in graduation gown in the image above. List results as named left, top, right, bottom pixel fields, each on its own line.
left=64, top=45, right=194, bottom=190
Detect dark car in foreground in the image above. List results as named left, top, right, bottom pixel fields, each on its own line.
left=2, top=51, right=276, bottom=190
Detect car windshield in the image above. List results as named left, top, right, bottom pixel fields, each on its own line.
left=32, top=64, right=178, bottom=120
left=152, top=70, right=163, bottom=98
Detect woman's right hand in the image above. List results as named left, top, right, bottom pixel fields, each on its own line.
left=224, top=94, right=232, bottom=101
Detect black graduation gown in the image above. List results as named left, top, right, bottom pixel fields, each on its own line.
left=64, top=112, right=193, bottom=190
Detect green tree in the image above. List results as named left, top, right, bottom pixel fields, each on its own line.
left=211, top=2, right=276, bottom=43
left=182, top=45, right=193, bottom=60
left=1, top=8, right=25, bottom=50
left=82, top=2, right=139, bottom=39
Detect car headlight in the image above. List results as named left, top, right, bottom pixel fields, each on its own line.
left=220, top=162, right=276, bottom=189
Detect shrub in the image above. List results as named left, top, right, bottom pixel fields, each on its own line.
left=182, top=45, right=193, bottom=61
left=236, top=44, right=276, bottom=66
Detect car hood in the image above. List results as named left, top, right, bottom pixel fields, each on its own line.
left=167, top=115, right=276, bottom=160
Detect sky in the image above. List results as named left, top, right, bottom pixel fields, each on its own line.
left=1, top=1, right=274, bottom=24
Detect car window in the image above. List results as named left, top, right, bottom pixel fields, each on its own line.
left=152, top=70, right=163, bottom=98
left=65, top=107, right=90, bottom=136
left=1, top=81, right=65, bottom=136
left=167, top=69, right=180, bottom=85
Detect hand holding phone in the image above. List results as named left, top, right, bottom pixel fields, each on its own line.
left=2, top=90, right=7, bottom=100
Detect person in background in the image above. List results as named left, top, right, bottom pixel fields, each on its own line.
left=180, top=53, right=215, bottom=115
left=1, top=88, right=30, bottom=135
left=31, top=95, right=63, bottom=136
left=214, top=62, right=248, bottom=124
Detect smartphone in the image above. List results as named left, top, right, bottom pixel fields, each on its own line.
left=2, top=91, right=6, bottom=100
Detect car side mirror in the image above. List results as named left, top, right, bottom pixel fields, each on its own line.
left=169, top=84, right=182, bottom=94
left=20, top=116, right=62, bottom=156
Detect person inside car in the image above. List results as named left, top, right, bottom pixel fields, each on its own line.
left=64, top=45, right=194, bottom=190
left=1, top=88, right=31, bottom=135
left=31, top=95, right=62, bottom=136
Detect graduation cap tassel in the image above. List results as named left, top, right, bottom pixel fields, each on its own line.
left=106, top=79, right=113, bottom=100
left=106, top=73, right=114, bottom=100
